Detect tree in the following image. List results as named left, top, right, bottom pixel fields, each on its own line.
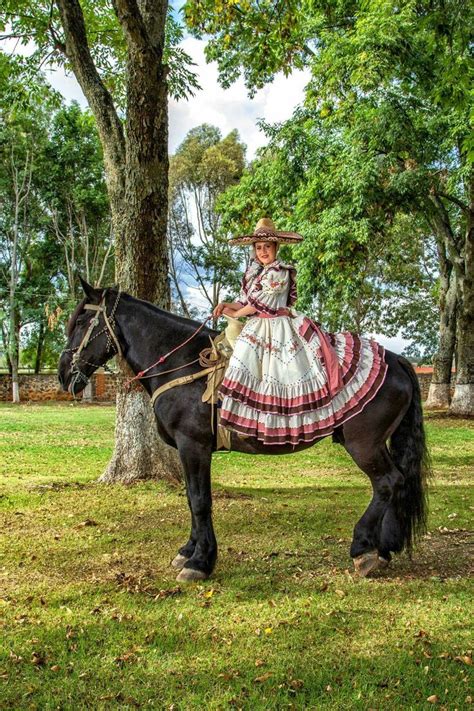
left=2, top=1, right=199, bottom=479
left=0, top=53, right=60, bottom=396
left=218, top=126, right=439, bottom=348
left=44, top=103, right=114, bottom=297
left=186, top=0, right=474, bottom=413
left=168, top=124, right=245, bottom=318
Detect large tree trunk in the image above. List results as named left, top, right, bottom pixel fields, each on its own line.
left=100, top=0, right=182, bottom=483
left=57, top=0, right=182, bottom=482
left=426, top=260, right=457, bottom=408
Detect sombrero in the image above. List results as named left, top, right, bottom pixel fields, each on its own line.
left=228, top=217, right=303, bottom=245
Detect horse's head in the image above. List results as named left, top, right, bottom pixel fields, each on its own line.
left=58, top=277, right=122, bottom=396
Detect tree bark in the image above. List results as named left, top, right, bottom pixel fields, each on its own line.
left=426, top=244, right=457, bottom=408
left=57, top=0, right=182, bottom=482
left=427, top=191, right=474, bottom=416
left=450, top=214, right=474, bottom=414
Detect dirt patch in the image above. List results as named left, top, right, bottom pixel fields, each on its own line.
left=213, top=489, right=254, bottom=500
left=382, top=529, right=473, bottom=580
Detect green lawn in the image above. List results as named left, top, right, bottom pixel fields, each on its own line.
left=0, top=403, right=472, bottom=710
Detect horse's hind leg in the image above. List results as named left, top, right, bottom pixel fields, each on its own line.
left=343, top=441, right=404, bottom=576
left=175, top=439, right=217, bottom=583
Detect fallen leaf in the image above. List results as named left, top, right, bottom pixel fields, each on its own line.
left=255, top=659, right=265, bottom=667
left=427, top=695, right=438, bottom=703
left=50, top=665, right=60, bottom=672
left=335, top=590, right=346, bottom=598
left=31, top=651, right=46, bottom=666
left=254, top=672, right=272, bottom=683
left=154, top=586, right=182, bottom=600
left=454, top=655, right=472, bottom=665
left=75, top=519, right=99, bottom=528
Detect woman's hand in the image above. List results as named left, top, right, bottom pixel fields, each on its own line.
left=213, top=302, right=228, bottom=318
left=222, top=306, right=237, bottom=317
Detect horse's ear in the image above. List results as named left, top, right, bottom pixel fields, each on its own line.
left=78, top=275, right=101, bottom=302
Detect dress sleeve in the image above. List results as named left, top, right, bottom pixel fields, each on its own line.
left=247, top=268, right=290, bottom=316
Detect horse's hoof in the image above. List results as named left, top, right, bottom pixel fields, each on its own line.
left=378, top=555, right=390, bottom=569
left=353, top=550, right=381, bottom=578
left=171, top=554, right=190, bottom=570
left=176, top=566, right=209, bottom=583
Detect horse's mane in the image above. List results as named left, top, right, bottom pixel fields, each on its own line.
left=67, top=297, right=87, bottom=337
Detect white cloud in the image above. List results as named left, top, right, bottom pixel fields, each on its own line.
left=184, top=284, right=212, bottom=313
left=2, top=34, right=308, bottom=159
left=169, top=37, right=310, bottom=158
left=370, top=333, right=411, bottom=355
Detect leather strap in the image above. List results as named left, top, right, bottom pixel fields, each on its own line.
left=150, top=364, right=225, bottom=406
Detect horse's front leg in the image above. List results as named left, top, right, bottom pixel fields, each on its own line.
left=175, top=439, right=217, bottom=582
left=171, top=492, right=197, bottom=570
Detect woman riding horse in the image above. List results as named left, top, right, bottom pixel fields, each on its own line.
left=214, top=218, right=387, bottom=446
left=58, top=219, right=429, bottom=583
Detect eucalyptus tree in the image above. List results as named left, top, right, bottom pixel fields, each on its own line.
left=0, top=53, right=59, bottom=398
left=186, top=0, right=473, bottom=414
left=2, top=1, right=199, bottom=479
left=168, top=124, right=245, bottom=318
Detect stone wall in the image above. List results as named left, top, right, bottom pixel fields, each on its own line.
left=0, top=371, right=118, bottom=403
left=0, top=368, right=452, bottom=404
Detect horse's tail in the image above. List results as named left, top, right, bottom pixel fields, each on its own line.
left=388, top=357, right=431, bottom=551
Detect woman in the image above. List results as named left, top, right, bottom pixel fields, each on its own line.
left=214, top=218, right=387, bottom=446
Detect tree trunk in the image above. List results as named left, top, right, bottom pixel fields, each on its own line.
left=426, top=266, right=457, bottom=408
left=450, top=220, right=474, bottom=415
left=99, top=0, right=182, bottom=483
left=34, top=320, right=45, bottom=375
left=9, top=309, right=20, bottom=404
left=57, top=0, right=182, bottom=483
left=100, top=383, right=181, bottom=485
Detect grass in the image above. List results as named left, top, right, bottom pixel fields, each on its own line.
left=0, top=403, right=472, bottom=710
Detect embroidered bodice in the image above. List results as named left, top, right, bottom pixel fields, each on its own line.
left=237, top=259, right=297, bottom=316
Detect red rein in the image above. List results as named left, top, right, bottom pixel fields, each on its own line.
left=124, top=315, right=212, bottom=389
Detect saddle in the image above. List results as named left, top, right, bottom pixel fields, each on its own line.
left=151, top=316, right=243, bottom=451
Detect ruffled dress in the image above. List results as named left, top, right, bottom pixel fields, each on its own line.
left=219, top=258, right=388, bottom=445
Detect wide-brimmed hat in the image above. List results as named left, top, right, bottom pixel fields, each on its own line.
left=228, top=217, right=303, bottom=246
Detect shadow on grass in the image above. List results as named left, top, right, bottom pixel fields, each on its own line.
left=1, top=584, right=471, bottom=710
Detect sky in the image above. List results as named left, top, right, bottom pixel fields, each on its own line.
left=2, top=31, right=410, bottom=353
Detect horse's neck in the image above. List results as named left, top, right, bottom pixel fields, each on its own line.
left=115, top=294, right=207, bottom=378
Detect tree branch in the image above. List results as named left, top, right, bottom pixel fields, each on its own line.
left=112, top=0, right=151, bottom=50
left=435, top=190, right=473, bottom=216
left=55, top=0, right=125, bottom=183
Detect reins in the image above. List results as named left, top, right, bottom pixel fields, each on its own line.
left=124, top=315, right=213, bottom=389
left=68, top=295, right=223, bottom=413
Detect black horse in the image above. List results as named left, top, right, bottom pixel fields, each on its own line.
left=58, top=279, right=430, bottom=582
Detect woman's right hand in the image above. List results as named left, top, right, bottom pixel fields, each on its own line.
left=213, top=302, right=227, bottom=318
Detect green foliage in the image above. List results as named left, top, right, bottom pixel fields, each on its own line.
left=0, top=403, right=473, bottom=708
left=0, top=54, right=113, bottom=371
left=1, top=2, right=199, bottom=105
left=202, top=0, right=472, bottom=350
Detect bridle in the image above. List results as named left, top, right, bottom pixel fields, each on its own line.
left=65, top=289, right=122, bottom=393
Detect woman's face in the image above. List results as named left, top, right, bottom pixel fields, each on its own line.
left=255, top=241, right=277, bottom=265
